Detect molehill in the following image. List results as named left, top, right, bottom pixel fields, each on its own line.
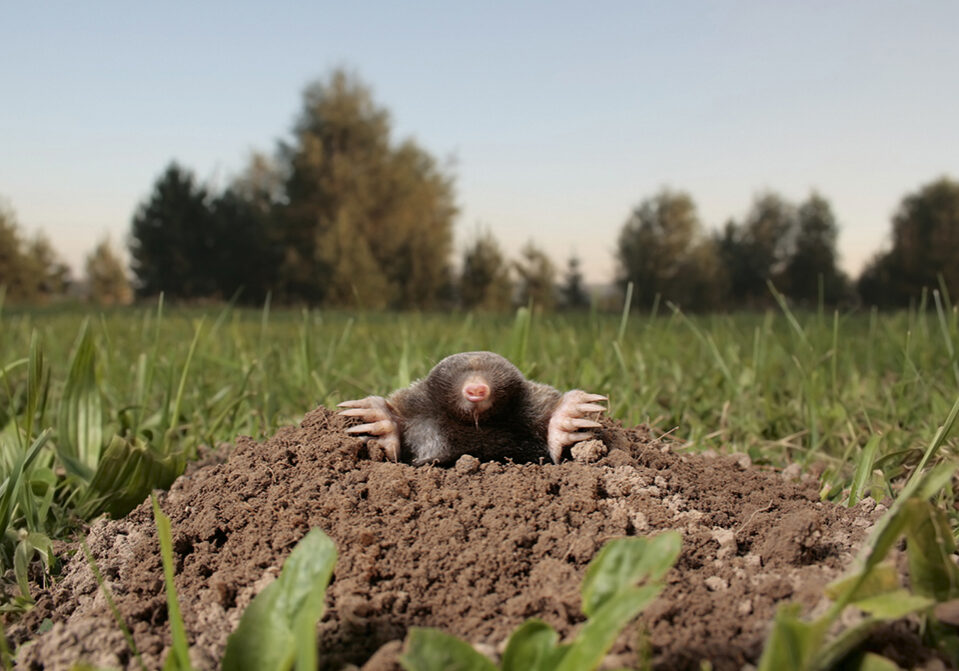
left=12, top=407, right=905, bottom=670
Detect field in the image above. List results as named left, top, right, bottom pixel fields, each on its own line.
left=2, top=297, right=959, bottom=669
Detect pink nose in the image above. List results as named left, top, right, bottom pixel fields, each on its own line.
left=463, top=383, right=490, bottom=403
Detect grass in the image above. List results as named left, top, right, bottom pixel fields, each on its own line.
left=2, top=300, right=957, bottom=492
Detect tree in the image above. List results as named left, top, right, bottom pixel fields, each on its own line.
left=858, top=177, right=959, bottom=306
left=26, top=233, right=71, bottom=298
left=0, top=200, right=69, bottom=303
left=85, top=237, right=132, bottom=305
left=857, top=251, right=898, bottom=307
left=718, top=192, right=796, bottom=306
left=276, top=69, right=456, bottom=307
left=559, top=255, right=590, bottom=310
left=209, top=187, right=279, bottom=304
left=781, top=192, right=849, bottom=305
left=514, top=241, right=557, bottom=311
left=0, top=200, right=37, bottom=301
left=129, top=162, right=218, bottom=299
left=459, top=228, right=513, bottom=310
left=616, top=189, right=723, bottom=310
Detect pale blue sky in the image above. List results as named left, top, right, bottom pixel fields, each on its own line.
left=2, top=1, right=957, bottom=283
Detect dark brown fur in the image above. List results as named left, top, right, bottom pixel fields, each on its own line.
left=389, top=352, right=562, bottom=465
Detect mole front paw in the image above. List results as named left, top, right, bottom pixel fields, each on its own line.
left=547, top=390, right=607, bottom=464
left=337, top=396, right=401, bottom=462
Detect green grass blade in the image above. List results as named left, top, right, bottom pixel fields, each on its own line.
left=901, top=393, right=959, bottom=499
left=23, top=331, right=44, bottom=448
left=847, top=435, right=881, bottom=507
left=165, top=319, right=204, bottom=455
left=0, top=429, right=51, bottom=540
left=152, top=495, right=193, bottom=671
left=617, top=281, right=633, bottom=342
left=933, top=289, right=959, bottom=387
left=81, top=540, right=148, bottom=671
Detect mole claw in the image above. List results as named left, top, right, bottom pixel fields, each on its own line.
left=337, top=399, right=365, bottom=408
left=338, top=408, right=365, bottom=417
left=347, top=420, right=394, bottom=436
left=577, top=403, right=606, bottom=413
left=581, top=393, right=608, bottom=402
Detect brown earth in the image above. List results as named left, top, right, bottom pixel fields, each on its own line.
left=8, top=407, right=919, bottom=670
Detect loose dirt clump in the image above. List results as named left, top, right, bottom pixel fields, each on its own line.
left=13, top=408, right=888, bottom=670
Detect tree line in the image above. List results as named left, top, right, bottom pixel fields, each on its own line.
left=0, top=200, right=131, bottom=305
left=1, top=69, right=957, bottom=311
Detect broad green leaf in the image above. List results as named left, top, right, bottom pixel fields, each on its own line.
left=13, top=535, right=34, bottom=601
left=399, top=628, right=497, bottom=671
left=13, top=531, right=53, bottom=601
left=904, top=499, right=959, bottom=601
left=83, top=434, right=184, bottom=518
left=57, top=320, right=102, bottom=478
left=501, top=619, right=560, bottom=671
left=580, top=531, right=681, bottom=617
left=916, top=462, right=958, bottom=502
left=825, top=562, right=899, bottom=603
left=756, top=603, right=828, bottom=671
left=222, top=528, right=337, bottom=671
left=556, top=584, right=663, bottom=671
left=850, top=652, right=902, bottom=671
left=153, top=496, right=192, bottom=671
left=852, top=590, right=933, bottom=619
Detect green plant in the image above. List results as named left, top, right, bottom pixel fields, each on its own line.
left=137, top=497, right=337, bottom=671
left=221, top=528, right=337, bottom=671
left=400, top=531, right=682, bottom=671
left=758, top=394, right=959, bottom=670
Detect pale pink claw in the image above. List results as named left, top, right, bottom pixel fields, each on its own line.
left=337, top=396, right=400, bottom=462
left=547, top=390, right=608, bottom=464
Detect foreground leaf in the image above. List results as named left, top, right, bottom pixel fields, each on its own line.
left=825, top=563, right=900, bottom=604
left=56, top=320, right=102, bottom=478
left=904, top=498, right=959, bottom=602
left=222, top=528, right=337, bottom=671
left=757, top=604, right=828, bottom=671
left=580, top=532, right=681, bottom=617
left=400, top=628, right=497, bottom=671
left=500, top=620, right=561, bottom=671
left=557, top=584, right=664, bottom=671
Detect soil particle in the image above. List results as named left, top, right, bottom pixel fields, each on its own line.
left=12, top=408, right=891, bottom=670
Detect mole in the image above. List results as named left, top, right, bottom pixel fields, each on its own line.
left=338, top=351, right=607, bottom=465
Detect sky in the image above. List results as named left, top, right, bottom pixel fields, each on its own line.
left=2, top=1, right=958, bottom=284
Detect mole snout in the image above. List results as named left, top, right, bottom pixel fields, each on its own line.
left=463, top=381, right=490, bottom=403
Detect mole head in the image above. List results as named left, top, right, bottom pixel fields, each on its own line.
left=426, top=351, right=525, bottom=425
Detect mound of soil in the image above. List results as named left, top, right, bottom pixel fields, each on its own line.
left=13, top=408, right=890, bottom=670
